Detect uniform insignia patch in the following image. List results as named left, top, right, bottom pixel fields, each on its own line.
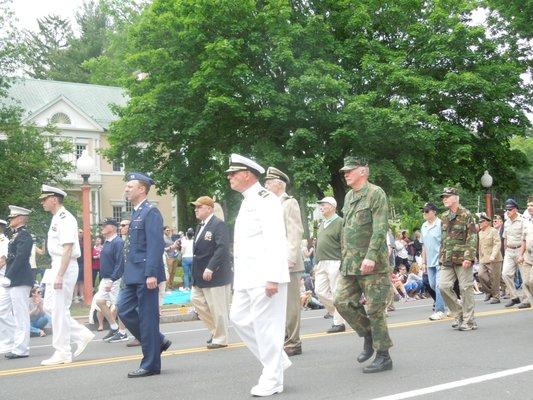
left=258, top=190, right=270, bottom=198
left=204, top=231, right=212, bottom=241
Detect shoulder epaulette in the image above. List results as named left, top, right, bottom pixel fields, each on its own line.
left=258, top=190, right=270, bottom=198
left=59, top=211, right=66, bottom=219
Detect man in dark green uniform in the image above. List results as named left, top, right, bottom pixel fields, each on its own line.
left=334, top=156, right=393, bottom=373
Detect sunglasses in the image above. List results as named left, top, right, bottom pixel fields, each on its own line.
left=120, top=224, right=129, bottom=227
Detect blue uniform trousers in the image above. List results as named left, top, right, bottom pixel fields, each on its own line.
left=118, top=284, right=164, bottom=372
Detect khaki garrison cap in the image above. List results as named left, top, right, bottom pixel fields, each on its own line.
left=265, top=167, right=290, bottom=185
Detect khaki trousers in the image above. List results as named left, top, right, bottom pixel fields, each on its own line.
left=285, top=271, right=302, bottom=349
left=520, top=263, right=533, bottom=305
left=438, top=265, right=475, bottom=324
left=315, top=260, right=345, bottom=326
left=166, top=257, right=178, bottom=289
left=478, top=261, right=502, bottom=300
left=502, top=248, right=526, bottom=301
left=191, top=284, right=231, bottom=345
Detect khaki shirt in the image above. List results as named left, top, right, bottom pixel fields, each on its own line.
left=478, top=227, right=502, bottom=264
left=503, top=215, right=524, bottom=248
left=523, top=221, right=533, bottom=265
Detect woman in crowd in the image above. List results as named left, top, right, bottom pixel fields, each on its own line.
left=92, top=236, right=103, bottom=288
left=395, top=231, right=410, bottom=270
left=29, top=287, right=51, bottom=337
left=180, top=228, right=194, bottom=291
left=302, top=238, right=315, bottom=274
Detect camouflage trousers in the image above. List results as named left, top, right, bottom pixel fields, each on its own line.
left=334, top=273, right=393, bottom=351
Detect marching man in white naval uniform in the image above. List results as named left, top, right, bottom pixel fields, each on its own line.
left=226, top=154, right=291, bottom=397
left=0, top=219, right=16, bottom=353
left=40, top=185, right=94, bottom=365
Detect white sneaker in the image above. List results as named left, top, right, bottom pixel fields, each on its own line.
left=250, top=384, right=283, bottom=397
left=429, top=311, right=445, bottom=321
left=41, top=354, right=72, bottom=366
left=74, top=332, right=95, bottom=357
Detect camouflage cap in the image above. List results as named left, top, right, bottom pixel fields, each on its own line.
left=339, top=156, right=368, bottom=172
left=440, top=187, right=459, bottom=198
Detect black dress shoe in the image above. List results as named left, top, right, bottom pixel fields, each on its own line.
left=206, top=336, right=213, bottom=344
left=357, top=336, right=374, bottom=363
left=160, top=338, right=172, bottom=353
left=284, top=346, right=302, bottom=357
left=5, top=352, right=29, bottom=359
left=127, top=368, right=160, bottom=378
left=505, top=298, right=520, bottom=307
left=326, top=324, right=346, bottom=333
left=362, top=350, right=393, bottom=373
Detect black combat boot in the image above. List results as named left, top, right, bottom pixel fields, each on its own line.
left=362, top=350, right=393, bottom=373
left=357, top=336, right=374, bottom=363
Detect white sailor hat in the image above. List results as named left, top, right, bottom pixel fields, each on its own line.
left=39, top=184, right=67, bottom=200
left=8, top=205, right=32, bottom=218
left=0, top=219, right=7, bottom=226
left=225, top=154, right=265, bottom=175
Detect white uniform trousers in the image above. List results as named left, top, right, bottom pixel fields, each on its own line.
left=0, top=285, right=16, bottom=353
left=314, top=260, right=345, bottom=326
left=6, top=286, right=31, bottom=355
left=43, top=261, right=92, bottom=358
left=230, top=284, right=288, bottom=388
left=191, top=283, right=231, bottom=345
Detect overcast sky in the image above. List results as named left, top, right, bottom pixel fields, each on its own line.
left=13, top=0, right=86, bottom=31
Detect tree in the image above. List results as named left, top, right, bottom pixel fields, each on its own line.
left=104, top=0, right=531, bottom=225
left=0, top=0, right=22, bottom=92
left=485, top=0, right=533, bottom=39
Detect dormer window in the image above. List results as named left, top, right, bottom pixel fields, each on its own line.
left=50, top=112, right=71, bottom=125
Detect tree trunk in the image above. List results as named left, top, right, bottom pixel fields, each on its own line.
left=331, top=170, right=347, bottom=213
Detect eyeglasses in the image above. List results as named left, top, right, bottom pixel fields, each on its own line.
left=120, top=224, right=129, bottom=227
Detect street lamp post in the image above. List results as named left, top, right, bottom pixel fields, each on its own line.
left=76, top=149, right=95, bottom=305
left=481, top=170, right=493, bottom=218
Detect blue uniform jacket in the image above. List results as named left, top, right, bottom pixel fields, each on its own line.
left=100, top=235, right=124, bottom=281
left=123, top=200, right=165, bottom=285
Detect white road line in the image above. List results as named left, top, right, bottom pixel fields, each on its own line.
left=370, top=364, right=533, bottom=400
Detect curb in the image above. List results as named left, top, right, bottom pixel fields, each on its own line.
left=74, top=307, right=199, bottom=329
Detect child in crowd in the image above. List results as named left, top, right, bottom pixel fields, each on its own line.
left=29, top=287, right=51, bottom=337
left=404, top=262, right=425, bottom=299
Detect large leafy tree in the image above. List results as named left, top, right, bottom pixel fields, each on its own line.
left=105, top=0, right=530, bottom=224
left=1, top=0, right=74, bottom=238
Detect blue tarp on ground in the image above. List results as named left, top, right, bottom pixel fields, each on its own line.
left=162, top=290, right=191, bottom=305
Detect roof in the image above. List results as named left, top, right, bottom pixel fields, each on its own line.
left=4, top=78, right=128, bottom=129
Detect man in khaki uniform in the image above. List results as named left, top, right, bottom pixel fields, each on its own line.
left=438, top=187, right=478, bottom=331
left=477, top=212, right=503, bottom=304
left=517, top=198, right=533, bottom=308
left=502, top=199, right=529, bottom=308
left=265, top=167, right=304, bottom=357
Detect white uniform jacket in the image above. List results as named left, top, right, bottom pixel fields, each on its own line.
left=233, top=182, right=290, bottom=290
left=42, top=206, right=81, bottom=284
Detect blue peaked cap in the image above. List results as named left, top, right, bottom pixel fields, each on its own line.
left=126, top=172, right=155, bottom=186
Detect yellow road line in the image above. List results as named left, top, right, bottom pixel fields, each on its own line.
left=0, top=307, right=530, bottom=378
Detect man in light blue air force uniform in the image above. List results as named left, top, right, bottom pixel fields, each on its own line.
left=118, top=172, right=171, bottom=378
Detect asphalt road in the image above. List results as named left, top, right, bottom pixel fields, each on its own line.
left=1, top=296, right=533, bottom=400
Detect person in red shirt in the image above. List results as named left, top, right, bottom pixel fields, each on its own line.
left=92, top=237, right=103, bottom=288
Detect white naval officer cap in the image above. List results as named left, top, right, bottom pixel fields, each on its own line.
left=8, top=205, right=32, bottom=218
left=0, top=219, right=7, bottom=226
left=39, top=184, right=67, bottom=200
left=225, top=153, right=265, bottom=176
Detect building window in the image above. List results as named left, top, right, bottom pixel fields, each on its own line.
left=125, top=201, right=132, bottom=213
left=112, top=161, right=123, bottom=172
left=49, top=112, right=71, bottom=125
left=112, top=206, right=123, bottom=222
left=75, top=144, right=86, bottom=160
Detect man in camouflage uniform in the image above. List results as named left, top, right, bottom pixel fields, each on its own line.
left=334, top=156, right=393, bottom=373
left=438, top=187, right=478, bottom=331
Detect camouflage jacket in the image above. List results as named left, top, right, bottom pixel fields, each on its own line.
left=439, top=205, right=478, bottom=267
left=341, top=182, right=390, bottom=275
